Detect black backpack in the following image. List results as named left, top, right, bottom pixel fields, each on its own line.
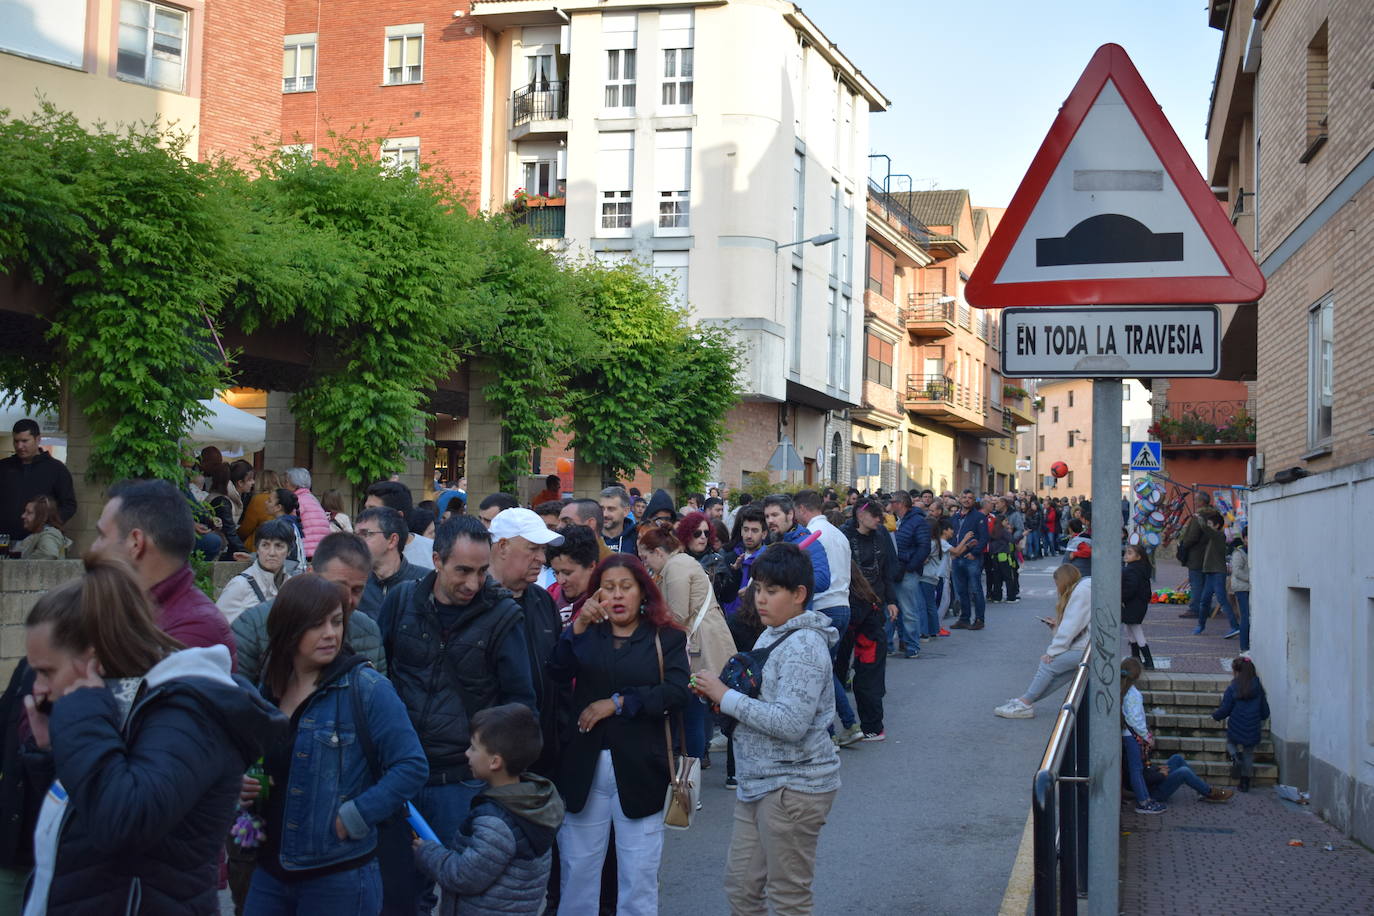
left=717, top=628, right=802, bottom=736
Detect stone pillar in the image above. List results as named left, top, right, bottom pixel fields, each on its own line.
left=649, top=451, right=676, bottom=499
left=466, top=364, right=508, bottom=500
left=572, top=456, right=604, bottom=500
left=263, top=391, right=302, bottom=473
left=58, top=390, right=106, bottom=555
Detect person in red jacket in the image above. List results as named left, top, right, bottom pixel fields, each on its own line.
left=90, top=479, right=236, bottom=665
left=286, top=467, right=331, bottom=560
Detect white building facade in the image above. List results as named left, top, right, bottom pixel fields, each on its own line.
left=473, top=0, right=886, bottom=488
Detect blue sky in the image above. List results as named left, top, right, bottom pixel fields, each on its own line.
left=797, top=0, right=1224, bottom=207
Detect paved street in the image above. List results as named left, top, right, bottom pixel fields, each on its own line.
left=659, top=558, right=1065, bottom=914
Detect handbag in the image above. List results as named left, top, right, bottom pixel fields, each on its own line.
left=654, top=631, right=700, bottom=830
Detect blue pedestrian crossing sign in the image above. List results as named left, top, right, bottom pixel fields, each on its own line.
left=1129, top=441, right=1162, bottom=471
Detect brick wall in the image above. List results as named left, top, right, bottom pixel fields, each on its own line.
left=716, top=401, right=781, bottom=493
left=281, top=0, right=487, bottom=204
left=1253, top=0, right=1374, bottom=472
left=200, top=0, right=286, bottom=163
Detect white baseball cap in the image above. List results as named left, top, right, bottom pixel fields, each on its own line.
left=490, top=507, right=565, bottom=546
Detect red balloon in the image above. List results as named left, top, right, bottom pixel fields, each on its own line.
left=1051, top=461, right=1069, bottom=479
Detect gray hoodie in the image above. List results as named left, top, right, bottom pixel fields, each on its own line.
left=719, top=610, right=842, bottom=802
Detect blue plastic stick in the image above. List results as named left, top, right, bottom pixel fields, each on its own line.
left=406, top=802, right=440, bottom=843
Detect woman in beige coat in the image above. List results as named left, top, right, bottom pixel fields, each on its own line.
left=639, top=525, right=737, bottom=760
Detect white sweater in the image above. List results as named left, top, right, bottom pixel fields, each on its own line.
left=1046, top=577, right=1092, bottom=657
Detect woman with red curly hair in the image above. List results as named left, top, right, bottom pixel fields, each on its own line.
left=547, top=555, right=688, bottom=915
left=675, top=511, right=740, bottom=608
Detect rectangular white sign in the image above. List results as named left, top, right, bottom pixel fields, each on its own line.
left=1000, top=305, right=1220, bottom=377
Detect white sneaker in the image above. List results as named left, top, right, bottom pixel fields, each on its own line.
left=708, top=733, right=729, bottom=752
left=994, top=699, right=1034, bottom=719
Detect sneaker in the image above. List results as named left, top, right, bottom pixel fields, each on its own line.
left=836, top=723, right=864, bottom=747
left=994, top=699, right=1034, bottom=719
left=950, top=621, right=971, bottom=630
left=1201, top=788, right=1234, bottom=803
left=725, top=775, right=738, bottom=789
left=696, top=799, right=703, bottom=811
left=970, top=621, right=985, bottom=630
left=937, top=628, right=951, bottom=637
left=709, top=733, right=729, bottom=752
left=1192, top=626, right=1205, bottom=635
left=1134, top=799, right=1167, bottom=815
left=903, top=651, right=920, bottom=659
left=1007, top=596, right=1021, bottom=602
left=1224, top=629, right=1240, bottom=639
left=861, top=730, right=887, bottom=742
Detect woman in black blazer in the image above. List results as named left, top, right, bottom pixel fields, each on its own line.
left=547, top=554, right=689, bottom=916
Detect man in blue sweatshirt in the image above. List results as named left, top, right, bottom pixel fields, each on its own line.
left=949, top=489, right=989, bottom=630
left=891, top=491, right=931, bottom=657
left=760, top=495, right=830, bottom=604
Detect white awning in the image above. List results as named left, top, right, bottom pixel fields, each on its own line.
left=187, top=397, right=266, bottom=455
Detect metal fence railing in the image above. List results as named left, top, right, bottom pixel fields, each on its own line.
left=1033, top=644, right=1092, bottom=914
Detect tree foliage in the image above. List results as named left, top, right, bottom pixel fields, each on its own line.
left=0, top=104, right=227, bottom=481
left=0, top=107, right=740, bottom=490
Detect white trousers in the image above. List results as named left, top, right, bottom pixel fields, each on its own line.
left=557, top=749, right=665, bottom=916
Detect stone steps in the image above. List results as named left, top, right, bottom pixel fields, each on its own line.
left=1134, top=672, right=1275, bottom=787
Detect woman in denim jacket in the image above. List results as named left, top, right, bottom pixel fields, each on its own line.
left=242, top=574, right=428, bottom=915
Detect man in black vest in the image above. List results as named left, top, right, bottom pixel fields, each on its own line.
left=375, top=515, right=536, bottom=915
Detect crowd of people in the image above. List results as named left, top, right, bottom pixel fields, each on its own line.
left=0, top=412, right=1266, bottom=915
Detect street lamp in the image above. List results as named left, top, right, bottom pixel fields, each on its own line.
left=775, top=232, right=840, bottom=251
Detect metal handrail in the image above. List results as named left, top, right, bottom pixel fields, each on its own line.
left=512, top=80, right=568, bottom=127
left=1032, top=644, right=1092, bottom=915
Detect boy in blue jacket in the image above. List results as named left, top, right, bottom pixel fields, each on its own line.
left=891, top=492, right=931, bottom=657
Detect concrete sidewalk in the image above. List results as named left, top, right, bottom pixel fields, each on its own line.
left=1120, top=784, right=1374, bottom=915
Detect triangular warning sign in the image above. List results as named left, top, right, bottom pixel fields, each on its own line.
left=966, top=44, right=1265, bottom=308
left=1130, top=443, right=1161, bottom=470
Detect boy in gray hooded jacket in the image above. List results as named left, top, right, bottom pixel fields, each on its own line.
left=413, top=704, right=565, bottom=916
left=693, top=543, right=841, bottom=916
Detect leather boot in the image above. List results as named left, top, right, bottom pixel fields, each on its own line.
left=1140, top=645, right=1155, bottom=669
left=1130, top=643, right=1142, bottom=660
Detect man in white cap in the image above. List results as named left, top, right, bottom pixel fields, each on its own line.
left=489, top=507, right=567, bottom=778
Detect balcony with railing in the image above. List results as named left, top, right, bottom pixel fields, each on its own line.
left=1003, top=384, right=1036, bottom=426
left=904, top=374, right=1006, bottom=438
left=1153, top=399, right=1256, bottom=449
left=904, top=292, right=956, bottom=339
left=511, top=81, right=568, bottom=137
left=867, top=179, right=931, bottom=250
left=512, top=202, right=566, bottom=239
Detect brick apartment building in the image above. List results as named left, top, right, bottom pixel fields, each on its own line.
left=1206, top=0, right=1374, bottom=849
left=279, top=0, right=488, bottom=205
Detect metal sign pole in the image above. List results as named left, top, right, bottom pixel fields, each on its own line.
left=1087, top=378, right=1123, bottom=914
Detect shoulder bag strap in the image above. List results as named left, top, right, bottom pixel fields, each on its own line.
left=240, top=571, right=266, bottom=604
left=687, top=580, right=714, bottom=638
left=654, top=630, right=678, bottom=786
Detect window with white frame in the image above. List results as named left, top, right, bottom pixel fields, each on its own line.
left=384, top=26, right=423, bottom=85
left=381, top=137, right=419, bottom=174
left=660, top=9, right=694, bottom=108
left=602, top=11, right=637, bottom=110
left=1, top=0, right=87, bottom=69
left=652, top=251, right=689, bottom=311
left=522, top=159, right=558, bottom=198
left=792, top=151, right=805, bottom=241
left=283, top=34, right=316, bottom=92
left=117, top=0, right=187, bottom=91
left=655, top=130, right=691, bottom=233
left=1307, top=295, right=1333, bottom=447
left=597, top=131, right=634, bottom=233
